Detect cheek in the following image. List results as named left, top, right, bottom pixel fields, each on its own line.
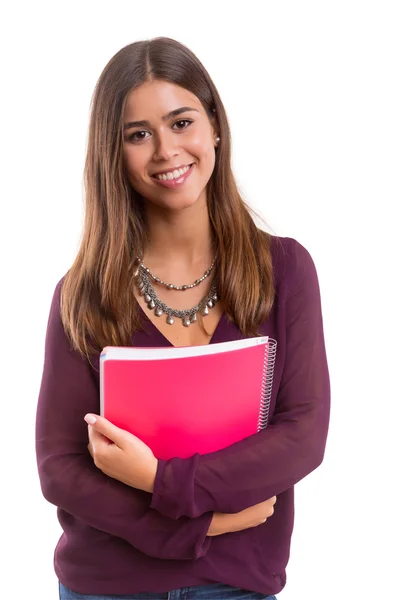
left=123, top=151, right=146, bottom=182
left=189, top=136, right=215, bottom=167
left=190, top=133, right=210, bottom=153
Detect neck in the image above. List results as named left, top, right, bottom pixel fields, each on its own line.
left=143, top=200, right=214, bottom=268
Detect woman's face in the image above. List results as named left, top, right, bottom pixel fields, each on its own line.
left=122, top=80, right=218, bottom=212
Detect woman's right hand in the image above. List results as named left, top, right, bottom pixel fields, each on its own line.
left=207, top=496, right=277, bottom=537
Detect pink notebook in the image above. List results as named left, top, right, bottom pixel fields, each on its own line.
left=100, top=337, right=277, bottom=460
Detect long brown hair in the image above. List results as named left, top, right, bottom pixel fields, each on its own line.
left=61, top=37, right=276, bottom=359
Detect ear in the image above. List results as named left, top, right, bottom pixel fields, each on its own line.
left=209, top=108, right=220, bottom=147
left=212, top=125, right=220, bottom=148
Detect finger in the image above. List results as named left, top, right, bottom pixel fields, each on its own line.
left=87, top=422, right=102, bottom=445
left=87, top=428, right=117, bottom=467
left=84, top=414, right=126, bottom=447
left=88, top=423, right=112, bottom=450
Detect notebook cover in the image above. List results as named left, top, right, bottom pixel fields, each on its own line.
left=100, top=338, right=276, bottom=459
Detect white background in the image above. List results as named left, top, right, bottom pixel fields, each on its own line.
left=1, top=1, right=399, bottom=599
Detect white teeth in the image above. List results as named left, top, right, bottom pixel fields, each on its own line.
left=155, top=164, right=191, bottom=181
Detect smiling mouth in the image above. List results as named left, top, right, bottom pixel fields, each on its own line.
left=152, top=163, right=194, bottom=181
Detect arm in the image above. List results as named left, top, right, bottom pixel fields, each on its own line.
left=150, top=239, right=331, bottom=519
left=35, top=279, right=213, bottom=560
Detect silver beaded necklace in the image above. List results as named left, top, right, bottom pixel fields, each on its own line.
left=135, top=259, right=219, bottom=327
left=141, top=257, right=216, bottom=291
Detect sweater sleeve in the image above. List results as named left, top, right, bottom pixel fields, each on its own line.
left=150, top=239, right=331, bottom=519
left=35, top=279, right=213, bottom=561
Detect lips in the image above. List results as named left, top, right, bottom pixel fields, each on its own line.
left=151, top=163, right=195, bottom=189
left=151, top=163, right=194, bottom=178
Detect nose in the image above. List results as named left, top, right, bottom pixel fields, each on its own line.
left=152, top=130, right=179, bottom=162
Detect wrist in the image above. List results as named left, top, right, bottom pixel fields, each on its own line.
left=207, top=513, right=226, bottom=537
left=145, top=457, right=158, bottom=493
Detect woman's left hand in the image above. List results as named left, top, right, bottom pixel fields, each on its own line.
left=85, top=414, right=158, bottom=493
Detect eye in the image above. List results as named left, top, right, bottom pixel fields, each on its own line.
left=127, top=119, right=193, bottom=143
left=172, top=119, right=193, bottom=130
left=128, top=130, right=150, bottom=143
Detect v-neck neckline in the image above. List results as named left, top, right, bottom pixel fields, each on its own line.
left=137, top=302, right=226, bottom=348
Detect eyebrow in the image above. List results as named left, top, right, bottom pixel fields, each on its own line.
left=123, top=106, right=199, bottom=131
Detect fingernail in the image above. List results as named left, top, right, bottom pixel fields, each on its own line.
left=84, top=415, right=97, bottom=425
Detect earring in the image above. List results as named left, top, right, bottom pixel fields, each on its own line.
left=215, top=136, right=220, bottom=145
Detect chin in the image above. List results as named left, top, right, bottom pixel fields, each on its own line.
left=156, top=196, right=202, bottom=212
left=145, top=189, right=207, bottom=213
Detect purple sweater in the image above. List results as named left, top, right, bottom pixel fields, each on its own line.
left=35, top=236, right=330, bottom=597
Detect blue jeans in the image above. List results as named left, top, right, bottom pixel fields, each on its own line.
left=59, top=581, right=278, bottom=600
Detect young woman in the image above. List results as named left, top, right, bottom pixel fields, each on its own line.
left=36, top=37, right=330, bottom=600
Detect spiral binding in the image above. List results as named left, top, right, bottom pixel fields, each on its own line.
left=258, top=338, right=277, bottom=431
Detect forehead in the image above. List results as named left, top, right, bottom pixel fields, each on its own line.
left=124, top=80, right=204, bottom=118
